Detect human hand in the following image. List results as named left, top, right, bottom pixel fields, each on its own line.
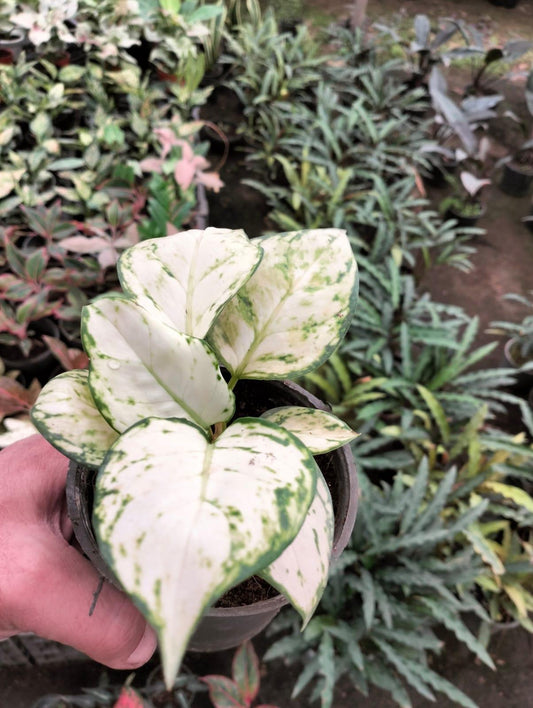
left=0, top=434, right=157, bottom=669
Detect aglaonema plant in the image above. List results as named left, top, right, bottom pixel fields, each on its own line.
left=30, top=227, right=358, bottom=688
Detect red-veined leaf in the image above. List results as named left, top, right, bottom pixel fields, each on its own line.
left=0, top=376, right=40, bottom=420
left=232, top=641, right=260, bottom=706
left=201, top=676, right=245, bottom=708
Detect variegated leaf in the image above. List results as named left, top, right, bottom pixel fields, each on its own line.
left=30, top=370, right=118, bottom=466
left=82, top=295, right=234, bottom=433
left=93, top=416, right=318, bottom=688
left=117, top=228, right=263, bottom=337
left=260, top=473, right=333, bottom=625
left=209, top=229, right=358, bottom=380
left=261, top=406, right=358, bottom=454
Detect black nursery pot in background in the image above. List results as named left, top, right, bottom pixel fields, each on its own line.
left=500, top=163, right=533, bottom=197
left=488, top=0, right=520, bottom=7
left=66, top=379, right=359, bottom=653
left=444, top=204, right=485, bottom=228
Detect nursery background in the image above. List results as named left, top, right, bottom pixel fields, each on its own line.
left=1, top=0, right=533, bottom=706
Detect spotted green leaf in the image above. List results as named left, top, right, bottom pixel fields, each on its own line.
left=209, top=229, right=358, bottom=380
left=260, top=473, right=333, bottom=625
left=117, top=228, right=263, bottom=337
left=261, top=406, right=358, bottom=454
left=82, top=295, right=234, bottom=433
left=30, top=370, right=118, bottom=466
left=93, top=416, right=318, bottom=688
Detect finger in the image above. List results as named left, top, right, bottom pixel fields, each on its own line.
left=6, top=528, right=158, bottom=669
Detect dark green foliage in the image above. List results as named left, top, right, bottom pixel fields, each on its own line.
left=265, top=459, right=492, bottom=708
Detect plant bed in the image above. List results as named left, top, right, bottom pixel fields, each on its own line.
left=66, top=378, right=358, bottom=653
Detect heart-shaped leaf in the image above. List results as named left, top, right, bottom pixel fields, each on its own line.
left=260, top=473, right=333, bottom=625
left=261, top=407, right=358, bottom=454
left=209, top=229, right=358, bottom=380
left=117, top=228, right=263, bottom=337
left=31, top=370, right=118, bottom=466
left=93, top=416, right=318, bottom=688
left=82, top=295, right=234, bottom=433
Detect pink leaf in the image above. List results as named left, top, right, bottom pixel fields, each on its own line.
left=42, top=335, right=89, bottom=371
left=113, top=686, right=146, bottom=708
left=0, top=376, right=39, bottom=420
left=197, top=171, right=224, bottom=193
left=174, top=159, right=196, bottom=190
left=60, top=236, right=111, bottom=254
left=154, top=128, right=181, bottom=157
left=201, top=676, right=246, bottom=708
left=232, top=641, right=260, bottom=706
left=139, top=157, right=163, bottom=173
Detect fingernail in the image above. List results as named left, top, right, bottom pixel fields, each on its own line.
left=126, top=623, right=158, bottom=667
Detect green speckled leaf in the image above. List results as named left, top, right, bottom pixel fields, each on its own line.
left=93, top=416, right=318, bottom=688
left=261, top=406, right=358, bottom=454
left=209, top=228, right=358, bottom=380
left=30, top=370, right=118, bottom=466
left=117, top=228, right=263, bottom=337
left=82, top=295, right=234, bottom=433
left=260, top=473, right=333, bottom=625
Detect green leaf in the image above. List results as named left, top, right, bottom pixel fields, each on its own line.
left=30, top=113, right=51, bottom=141
left=94, top=416, right=318, bottom=688
left=118, top=228, right=263, bottom=337
left=260, top=473, right=333, bottom=625
left=261, top=406, right=358, bottom=454
left=82, top=295, right=234, bottom=433
left=482, top=481, right=533, bottom=513
left=417, top=384, right=450, bottom=443
left=30, top=370, right=118, bottom=466
left=232, top=641, right=260, bottom=706
left=210, top=229, right=358, bottom=380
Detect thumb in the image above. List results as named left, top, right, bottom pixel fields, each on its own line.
left=8, top=527, right=158, bottom=669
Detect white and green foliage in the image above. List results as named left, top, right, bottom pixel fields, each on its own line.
left=264, top=459, right=493, bottom=708
left=31, top=226, right=358, bottom=687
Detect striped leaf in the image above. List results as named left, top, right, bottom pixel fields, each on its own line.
left=260, top=473, right=333, bottom=625
left=118, top=228, right=263, bottom=337
left=261, top=406, right=358, bottom=454
left=82, top=295, right=234, bottom=433
left=30, top=369, right=118, bottom=466
left=94, top=416, right=318, bottom=688
left=209, top=229, right=358, bottom=380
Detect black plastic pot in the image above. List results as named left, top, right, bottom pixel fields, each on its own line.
left=500, top=162, right=533, bottom=197
left=0, top=317, right=60, bottom=384
left=503, top=338, right=533, bottom=395
left=0, top=28, right=26, bottom=63
left=444, top=204, right=485, bottom=227
left=66, top=379, right=358, bottom=653
left=488, top=0, right=520, bottom=7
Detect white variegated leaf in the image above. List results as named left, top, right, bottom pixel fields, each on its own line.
left=209, top=228, right=358, bottom=380
left=93, top=416, right=318, bottom=688
left=261, top=406, right=358, bottom=454
left=117, top=228, right=263, bottom=337
left=260, top=473, right=333, bottom=625
left=30, top=370, right=118, bottom=466
left=82, top=295, right=234, bottom=433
